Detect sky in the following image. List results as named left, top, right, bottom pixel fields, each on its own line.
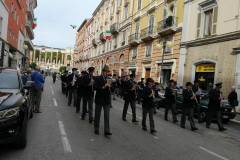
left=33, top=0, right=101, bottom=49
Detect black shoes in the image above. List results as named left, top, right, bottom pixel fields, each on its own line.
left=191, top=127, right=198, bottom=131
left=104, top=132, right=112, bottom=136
left=142, top=127, right=147, bottom=131
left=122, top=118, right=127, bottom=121
left=94, top=130, right=99, bottom=135
left=151, top=130, right=157, bottom=134
left=132, top=120, right=139, bottom=123
left=181, top=125, right=185, bottom=129
left=173, top=120, right=178, bottom=123
left=219, top=128, right=227, bottom=132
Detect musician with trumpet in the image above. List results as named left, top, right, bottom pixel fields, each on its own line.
left=122, top=74, right=138, bottom=123
left=180, top=82, right=198, bottom=131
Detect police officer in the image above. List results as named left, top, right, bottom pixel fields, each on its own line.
left=82, top=67, right=95, bottom=123
left=94, top=65, right=112, bottom=136
left=206, top=82, right=226, bottom=131
left=67, top=68, right=78, bottom=106
left=76, top=71, right=87, bottom=114
left=180, top=82, right=198, bottom=131
left=122, top=74, right=138, bottom=123
left=164, top=80, right=178, bottom=123
left=142, top=78, right=157, bottom=134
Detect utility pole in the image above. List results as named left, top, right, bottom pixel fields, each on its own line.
left=160, top=41, right=166, bottom=84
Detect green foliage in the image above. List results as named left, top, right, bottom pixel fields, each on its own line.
left=67, top=55, right=71, bottom=61
left=30, top=62, right=37, bottom=69
left=59, top=66, right=67, bottom=73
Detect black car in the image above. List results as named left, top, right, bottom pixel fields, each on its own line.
left=156, top=90, right=237, bottom=122
left=0, top=68, right=33, bottom=148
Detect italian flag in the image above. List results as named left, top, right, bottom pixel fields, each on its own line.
left=105, top=30, right=112, bottom=41
left=32, top=18, right=37, bottom=29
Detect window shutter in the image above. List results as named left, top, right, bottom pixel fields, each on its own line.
left=212, top=6, right=218, bottom=35
left=196, top=13, right=201, bottom=38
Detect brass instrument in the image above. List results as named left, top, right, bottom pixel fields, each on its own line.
left=191, top=89, right=199, bottom=104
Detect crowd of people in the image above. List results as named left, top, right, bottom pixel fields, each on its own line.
left=59, top=65, right=239, bottom=137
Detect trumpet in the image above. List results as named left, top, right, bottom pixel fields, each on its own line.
left=191, top=89, right=199, bottom=104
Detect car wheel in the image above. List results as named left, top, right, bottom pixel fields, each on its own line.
left=15, top=121, right=28, bottom=149
left=198, top=112, right=206, bottom=123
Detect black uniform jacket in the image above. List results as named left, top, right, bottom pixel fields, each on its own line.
left=94, top=76, right=111, bottom=105
left=183, top=89, right=195, bottom=108
left=208, top=89, right=221, bottom=111
left=142, top=86, right=154, bottom=109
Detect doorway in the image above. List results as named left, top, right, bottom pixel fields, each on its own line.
left=145, top=68, right=151, bottom=79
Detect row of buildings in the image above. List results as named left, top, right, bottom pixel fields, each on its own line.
left=0, top=0, right=37, bottom=69
left=74, top=0, right=240, bottom=98
left=30, top=45, right=74, bottom=72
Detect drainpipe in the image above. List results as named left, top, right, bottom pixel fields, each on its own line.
left=0, top=40, right=5, bottom=67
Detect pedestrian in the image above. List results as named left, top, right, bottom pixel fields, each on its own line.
left=142, top=78, right=157, bottom=134
left=94, top=65, right=112, bottom=136
left=111, top=74, right=117, bottom=100
left=52, top=72, right=57, bottom=84
left=206, top=82, right=226, bottom=131
left=82, top=67, right=95, bottom=123
left=164, top=80, right=178, bottom=123
left=122, top=74, right=138, bottom=123
left=137, top=78, right=145, bottom=104
left=228, top=86, right=238, bottom=112
left=31, top=67, right=45, bottom=113
left=180, top=82, right=198, bottom=131
left=192, top=80, right=202, bottom=122
left=61, top=70, right=68, bottom=94
left=76, top=71, right=87, bottom=114
left=67, top=68, right=78, bottom=106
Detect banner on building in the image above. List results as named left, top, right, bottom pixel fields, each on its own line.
left=196, top=64, right=215, bottom=73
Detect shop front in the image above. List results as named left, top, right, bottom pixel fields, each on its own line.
left=195, top=63, right=215, bottom=90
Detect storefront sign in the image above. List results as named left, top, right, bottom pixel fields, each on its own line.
left=196, top=64, right=215, bottom=73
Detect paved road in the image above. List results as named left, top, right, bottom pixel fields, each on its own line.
left=0, top=78, right=239, bottom=160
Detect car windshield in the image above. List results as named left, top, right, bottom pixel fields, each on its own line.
left=0, top=70, right=19, bottom=89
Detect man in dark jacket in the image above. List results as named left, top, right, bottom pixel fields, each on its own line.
left=180, top=82, right=198, bottom=131
left=164, top=80, right=178, bottom=123
left=94, top=65, right=112, bottom=136
left=76, top=71, right=87, bottom=114
left=82, top=67, right=95, bottom=123
left=142, top=78, right=157, bottom=134
left=67, top=68, right=78, bottom=106
left=122, top=74, right=138, bottom=123
left=61, top=71, right=68, bottom=95
left=206, top=82, right=226, bottom=131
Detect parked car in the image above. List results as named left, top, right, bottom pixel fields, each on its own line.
left=156, top=89, right=237, bottom=122
left=0, top=68, right=33, bottom=148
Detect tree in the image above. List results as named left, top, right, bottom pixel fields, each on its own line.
left=59, top=66, right=67, bottom=73
left=30, top=62, right=37, bottom=69
left=67, top=55, right=71, bottom=61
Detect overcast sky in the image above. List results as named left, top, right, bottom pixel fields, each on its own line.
left=33, top=0, right=101, bottom=49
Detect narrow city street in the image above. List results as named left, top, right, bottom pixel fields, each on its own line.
left=0, top=77, right=239, bottom=160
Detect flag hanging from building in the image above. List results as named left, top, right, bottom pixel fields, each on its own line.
left=104, top=30, right=112, bottom=41
left=32, top=18, right=37, bottom=29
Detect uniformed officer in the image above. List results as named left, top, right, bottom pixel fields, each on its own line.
left=180, top=82, right=198, bottom=131
left=82, top=67, right=95, bottom=123
left=142, top=78, right=157, bottom=134
left=67, top=68, right=78, bottom=106
left=164, top=80, right=178, bottom=123
left=76, top=71, right=87, bottom=114
left=122, top=74, right=138, bottom=123
left=206, top=82, right=226, bottom=131
left=94, top=65, right=112, bottom=136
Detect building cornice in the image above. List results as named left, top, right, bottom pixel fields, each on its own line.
left=181, top=31, right=240, bottom=48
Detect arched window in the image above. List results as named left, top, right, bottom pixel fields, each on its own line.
left=119, top=54, right=124, bottom=64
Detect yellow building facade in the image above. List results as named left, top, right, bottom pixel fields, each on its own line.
left=75, top=0, right=184, bottom=85
left=128, top=0, right=184, bottom=84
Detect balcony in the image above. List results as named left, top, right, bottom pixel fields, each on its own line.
left=128, top=33, right=140, bottom=46
left=25, top=20, right=34, bottom=40
left=92, top=39, right=97, bottom=47
left=100, top=32, right=106, bottom=43
left=140, top=26, right=157, bottom=42
left=158, top=16, right=178, bottom=36
left=110, top=23, right=119, bottom=35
